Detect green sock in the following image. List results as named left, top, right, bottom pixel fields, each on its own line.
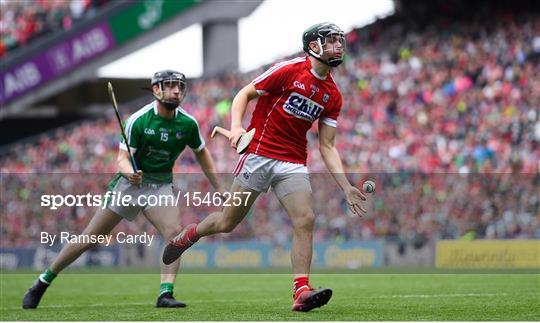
left=159, top=283, right=174, bottom=296
left=39, top=268, right=57, bottom=285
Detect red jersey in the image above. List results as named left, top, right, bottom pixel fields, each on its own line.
left=246, top=56, right=343, bottom=165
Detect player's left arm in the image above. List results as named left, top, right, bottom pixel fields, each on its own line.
left=193, top=147, right=225, bottom=193
left=318, top=121, right=366, bottom=216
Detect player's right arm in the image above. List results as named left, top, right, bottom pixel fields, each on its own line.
left=229, top=83, right=259, bottom=148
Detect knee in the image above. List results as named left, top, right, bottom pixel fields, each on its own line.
left=292, top=211, right=315, bottom=231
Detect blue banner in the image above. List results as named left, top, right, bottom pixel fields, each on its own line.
left=181, top=240, right=384, bottom=269
left=0, top=246, right=120, bottom=270
left=1, top=241, right=382, bottom=269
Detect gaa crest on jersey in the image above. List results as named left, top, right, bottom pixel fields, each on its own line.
left=282, top=92, right=324, bottom=122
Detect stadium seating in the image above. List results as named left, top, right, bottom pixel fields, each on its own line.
left=0, top=0, right=110, bottom=57
left=1, top=7, right=538, bottom=247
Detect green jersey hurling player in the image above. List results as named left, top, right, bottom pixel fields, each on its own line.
left=22, top=70, right=225, bottom=309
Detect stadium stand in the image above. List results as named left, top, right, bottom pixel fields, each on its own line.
left=1, top=3, right=538, bottom=247
left=0, top=0, right=110, bottom=58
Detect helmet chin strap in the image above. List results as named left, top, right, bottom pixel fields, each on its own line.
left=308, top=40, right=343, bottom=67
left=308, top=39, right=325, bottom=58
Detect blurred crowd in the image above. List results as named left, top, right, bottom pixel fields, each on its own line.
left=1, top=7, right=539, bottom=247
left=0, top=0, right=110, bottom=57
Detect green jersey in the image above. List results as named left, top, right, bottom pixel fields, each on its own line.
left=110, top=101, right=205, bottom=185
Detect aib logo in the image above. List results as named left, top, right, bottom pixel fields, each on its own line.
left=282, top=92, right=324, bottom=122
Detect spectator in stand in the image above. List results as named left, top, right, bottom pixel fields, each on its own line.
left=1, top=7, right=538, bottom=246
left=0, top=0, right=108, bottom=57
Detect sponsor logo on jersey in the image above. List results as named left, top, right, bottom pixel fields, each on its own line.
left=146, top=146, right=171, bottom=161
left=293, top=81, right=306, bottom=90
left=144, top=128, right=156, bottom=135
left=282, top=92, right=324, bottom=122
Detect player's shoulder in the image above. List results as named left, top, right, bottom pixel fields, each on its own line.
left=323, top=74, right=342, bottom=107
left=133, top=101, right=155, bottom=115
left=331, top=85, right=343, bottom=105
left=326, top=74, right=342, bottom=94
left=325, top=71, right=339, bottom=86
left=175, top=107, right=200, bottom=128
left=278, top=56, right=307, bottom=69
left=267, top=56, right=307, bottom=73
left=126, top=101, right=155, bottom=126
left=253, top=57, right=307, bottom=85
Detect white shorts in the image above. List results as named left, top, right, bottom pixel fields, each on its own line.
left=232, top=153, right=312, bottom=199
left=107, top=177, right=174, bottom=221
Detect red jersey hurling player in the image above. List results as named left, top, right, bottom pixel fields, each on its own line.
left=164, top=22, right=367, bottom=311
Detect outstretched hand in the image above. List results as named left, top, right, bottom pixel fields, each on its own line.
left=344, top=185, right=367, bottom=216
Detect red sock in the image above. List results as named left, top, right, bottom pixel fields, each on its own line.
left=186, top=224, right=200, bottom=242
left=293, top=276, right=310, bottom=297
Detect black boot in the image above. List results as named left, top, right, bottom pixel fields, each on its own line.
left=22, top=279, right=50, bottom=309
left=156, top=292, right=187, bottom=308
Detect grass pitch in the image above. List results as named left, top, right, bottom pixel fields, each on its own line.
left=1, top=269, right=539, bottom=321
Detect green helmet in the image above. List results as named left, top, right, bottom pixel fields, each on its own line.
left=302, top=22, right=346, bottom=67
